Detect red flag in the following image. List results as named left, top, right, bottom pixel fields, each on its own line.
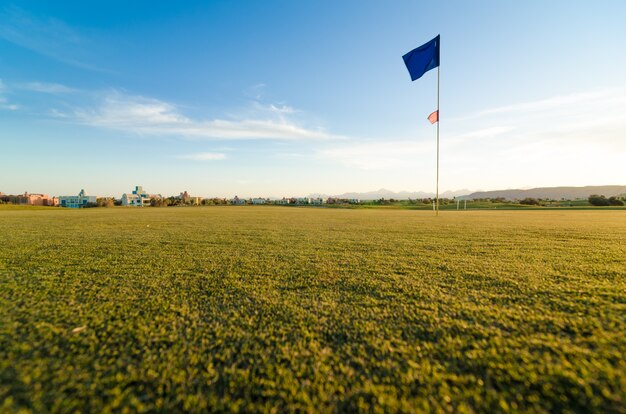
left=428, top=110, right=439, bottom=124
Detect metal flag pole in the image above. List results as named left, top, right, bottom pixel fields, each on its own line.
left=436, top=64, right=440, bottom=216
left=401, top=34, right=441, bottom=216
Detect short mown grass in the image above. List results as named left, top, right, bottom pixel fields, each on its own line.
left=0, top=207, right=624, bottom=413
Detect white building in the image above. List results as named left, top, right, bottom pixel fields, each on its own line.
left=122, top=186, right=153, bottom=207
left=294, top=197, right=310, bottom=205
left=58, top=189, right=97, bottom=208
left=230, top=196, right=246, bottom=205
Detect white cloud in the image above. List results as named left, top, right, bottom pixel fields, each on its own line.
left=245, top=83, right=266, bottom=100
left=317, top=125, right=515, bottom=171
left=319, top=140, right=433, bottom=170
left=468, top=89, right=626, bottom=148
left=74, top=91, right=340, bottom=141
left=178, top=152, right=226, bottom=161
left=19, top=82, right=76, bottom=94
left=48, top=108, right=70, bottom=118
left=438, top=89, right=626, bottom=189
left=477, top=90, right=625, bottom=116
left=318, top=88, right=626, bottom=191
left=268, top=104, right=296, bottom=114
left=0, top=100, right=19, bottom=110
left=0, top=79, right=18, bottom=110
left=450, top=126, right=513, bottom=140
left=275, top=152, right=307, bottom=159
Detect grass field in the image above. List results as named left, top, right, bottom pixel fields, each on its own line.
left=1, top=206, right=625, bottom=413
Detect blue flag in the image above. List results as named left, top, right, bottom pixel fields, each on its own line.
left=403, top=35, right=440, bottom=81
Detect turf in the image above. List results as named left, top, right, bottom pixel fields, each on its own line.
left=1, top=207, right=625, bottom=413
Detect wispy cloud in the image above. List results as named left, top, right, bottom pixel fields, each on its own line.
left=450, top=126, right=513, bottom=140
left=316, top=125, right=515, bottom=171
left=477, top=90, right=624, bottom=116
left=0, top=6, right=105, bottom=71
left=72, top=91, right=340, bottom=141
left=0, top=97, right=19, bottom=110
left=268, top=104, right=296, bottom=115
left=318, top=88, right=626, bottom=179
left=467, top=89, right=626, bottom=147
left=319, top=140, right=433, bottom=170
left=245, top=83, right=266, bottom=100
left=440, top=90, right=626, bottom=188
left=18, top=81, right=76, bottom=94
left=178, top=152, right=226, bottom=161
left=0, top=79, right=19, bottom=110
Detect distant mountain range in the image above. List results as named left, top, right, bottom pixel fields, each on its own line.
left=309, top=185, right=626, bottom=201
left=460, top=185, right=626, bottom=200
left=309, top=188, right=471, bottom=200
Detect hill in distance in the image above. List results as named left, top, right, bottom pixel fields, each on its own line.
left=309, top=185, right=626, bottom=201
left=461, top=185, right=626, bottom=200
left=309, top=188, right=471, bottom=200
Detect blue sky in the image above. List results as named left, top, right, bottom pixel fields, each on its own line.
left=1, top=0, right=625, bottom=197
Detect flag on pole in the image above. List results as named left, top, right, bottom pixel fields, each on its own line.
left=402, top=35, right=442, bottom=216
left=428, top=110, right=439, bottom=124
left=402, top=35, right=440, bottom=81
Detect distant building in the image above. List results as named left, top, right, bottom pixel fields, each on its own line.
left=16, top=192, right=58, bottom=206
left=294, top=197, right=310, bottom=205
left=326, top=197, right=360, bottom=205
left=180, top=191, right=191, bottom=204
left=122, top=186, right=157, bottom=207
left=58, top=189, right=97, bottom=208
left=252, top=198, right=268, bottom=205
left=178, top=191, right=201, bottom=205
left=230, top=196, right=246, bottom=205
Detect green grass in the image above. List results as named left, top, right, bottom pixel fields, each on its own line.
left=0, top=204, right=59, bottom=211
left=1, top=207, right=625, bottom=413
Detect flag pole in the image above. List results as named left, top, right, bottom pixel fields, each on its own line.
left=402, top=34, right=441, bottom=215
left=436, top=64, right=440, bottom=216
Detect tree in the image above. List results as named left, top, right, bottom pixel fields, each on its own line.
left=520, top=198, right=540, bottom=205
left=96, top=197, right=115, bottom=208
left=150, top=197, right=171, bottom=207
left=608, top=196, right=625, bottom=206
left=588, top=194, right=610, bottom=206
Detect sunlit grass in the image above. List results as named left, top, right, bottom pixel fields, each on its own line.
left=1, top=207, right=624, bottom=412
